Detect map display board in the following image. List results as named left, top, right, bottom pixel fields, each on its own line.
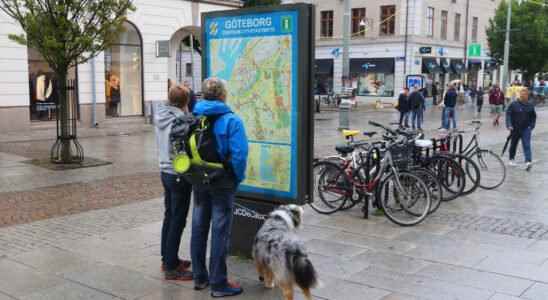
left=202, top=5, right=313, bottom=203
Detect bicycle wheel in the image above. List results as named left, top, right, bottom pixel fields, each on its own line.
left=469, top=149, right=506, bottom=190
left=310, top=161, right=350, bottom=214
left=423, top=156, right=466, bottom=201
left=377, top=172, right=432, bottom=226
left=446, top=153, right=481, bottom=196
left=410, top=167, right=442, bottom=214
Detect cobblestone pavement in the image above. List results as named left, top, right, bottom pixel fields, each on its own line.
left=2, top=105, right=548, bottom=299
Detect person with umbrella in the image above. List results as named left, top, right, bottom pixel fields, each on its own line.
left=506, top=88, right=537, bottom=171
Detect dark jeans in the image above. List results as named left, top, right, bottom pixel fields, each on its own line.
left=411, top=109, right=423, bottom=129
left=399, top=111, right=409, bottom=127
left=191, top=186, right=236, bottom=289
left=509, top=127, right=533, bottom=162
left=161, top=172, right=192, bottom=270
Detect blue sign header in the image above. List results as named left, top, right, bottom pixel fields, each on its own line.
left=205, top=11, right=295, bottom=39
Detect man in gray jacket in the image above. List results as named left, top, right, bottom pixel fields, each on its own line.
left=154, top=85, right=195, bottom=281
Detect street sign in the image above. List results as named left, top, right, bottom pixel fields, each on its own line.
left=468, top=43, right=482, bottom=57
left=419, top=47, right=432, bottom=54
left=437, top=47, right=447, bottom=56
left=406, top=74, right=425, bottom=89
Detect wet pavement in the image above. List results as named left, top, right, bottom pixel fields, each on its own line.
left=1, top=104, right=548, bottom=299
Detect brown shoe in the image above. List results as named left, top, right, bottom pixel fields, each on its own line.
left=165, top=269, right=193, bottom=281
left=161, top=259, right=191, bottom=272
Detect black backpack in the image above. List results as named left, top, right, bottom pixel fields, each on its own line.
left=172, top=113, right=232, bottom=186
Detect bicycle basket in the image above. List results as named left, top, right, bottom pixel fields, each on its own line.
left=389, top=143, right=414, bottom=168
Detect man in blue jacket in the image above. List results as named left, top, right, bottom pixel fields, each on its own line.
left=506, top=88, right=536, bottom=171
left=191, top=77, right=248, bottom=297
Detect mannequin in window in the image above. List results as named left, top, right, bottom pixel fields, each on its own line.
left=108, top=74, right=121, bottom=117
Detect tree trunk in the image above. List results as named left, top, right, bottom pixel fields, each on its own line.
left=57, top=71, right=72, bottom=163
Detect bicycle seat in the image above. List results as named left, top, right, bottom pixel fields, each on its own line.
left=471, top=120, right=482, bottom=125
left=363, top=131, right=377, bottom=137
left=342, top=130, right=360, bottom=139
left=335, top=144, right=355, bottom=155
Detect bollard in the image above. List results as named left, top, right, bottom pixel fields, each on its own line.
left=338, top=98, right=351, bottom=130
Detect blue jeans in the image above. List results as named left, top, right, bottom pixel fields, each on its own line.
left=442, top=107, right=457, bottom=129
left=191, top=187, right=236, bottom=289
left=411, top=109, right=423, bottom=129
left=399, top=111, right=410, bottom=127
left=161, top=172, right=192, bottom=270
left=509, top=127, right=533, bottom=162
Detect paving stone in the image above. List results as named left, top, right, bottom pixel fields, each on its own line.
left=18, top=282, right=118, bottom=300
left=521, top=282, right=548, bottom=300
left=351, top=251, right=432, bottom=275
left=305, top=238, right=368, bottom=258
left=0, top=258, right=64, bottom=298
left=379, top=293, right=420, bottom=300
left=415, top=263, right=533, bottom=296
left=10, top=246, right=95, bottom=275
left=489, top=294, right=524, bottom=300
left=475, top=258, right=548, bottom=283
left=307, top=253, right=371, bottom=280
left=324, top=231, right=417, bottom=254
left=0, top=292, right=16, bottom=300
left=312, top=277, right=391, bottom=300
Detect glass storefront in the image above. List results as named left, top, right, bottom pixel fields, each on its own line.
left=350, top=58, right=395, bottom=97
left=27, top=48, right=77, bottom=121
left=314, top=59, right=333, bottom=94
left=104, top=21, right=143, bottom=117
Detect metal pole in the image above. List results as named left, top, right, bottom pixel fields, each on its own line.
left=189, top=33, right=196, bottom=91
left=404, top=0, right=409, bottom=75
left=342, top=0, right=351, bottom=89
left=90, top=56, right=97, bottom=127
left=463, top=0, right=471, bottom=83
left=502, top=0, right=512, bottom=92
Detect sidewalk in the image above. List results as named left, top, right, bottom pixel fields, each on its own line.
left=2, top=105, right=548, bottom=299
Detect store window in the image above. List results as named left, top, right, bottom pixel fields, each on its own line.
left=352, top=8, right=366, bottom=37
left=441, top=11, right=448, bottom=40
left=426, top=7, right=434, bottom=38
left=380, top=6, right=396, bottom=36
left=27, top=48, right=77, bottom=121
left=104, top=21, right=143, bottom=117
left=454, top=13, right=461, bottom=41
left=350, top=58, right=395, bottom=97
left=472, top=17, right=479, bottom=43
left=320, top=10, right=333, bottom=38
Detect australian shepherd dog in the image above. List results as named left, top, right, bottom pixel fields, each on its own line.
left=252, top=204, right=318, bottom=300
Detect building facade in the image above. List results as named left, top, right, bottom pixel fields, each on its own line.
left=0, top=0, right=241, bottom=132
left=309, top=0, right=501, bottom=101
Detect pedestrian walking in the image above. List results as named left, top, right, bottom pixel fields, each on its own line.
left=397, top=88, right=410, bottom=128
left=432, top=82, right=439, bottom=105
left=409, top=86, right=425, bottom=130
left=154, top=85, right=194, bottom=281
left=506, top=88, right=536, bottom=171
left=190, top=77, right=248, bottom=297
left=489, top=85, right=505, bottom=126
left=442, top=84, right=458, bottom=130
left=476, top=87, right=485, bottom=116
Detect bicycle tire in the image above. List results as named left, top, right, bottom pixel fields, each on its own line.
left=469, top=149, right=506, bottom=190
left=410, top=167, right=443, bottom=214
left=423, top=155, right=466, bottom=201
left=377, top=171, right=432, bottom=226
left=310, top=161, right=350, bottom=214
left=445, top=153, right=481, bottom=196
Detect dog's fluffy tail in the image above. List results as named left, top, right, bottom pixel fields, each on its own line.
left=287, top=248, right=318, bottom=290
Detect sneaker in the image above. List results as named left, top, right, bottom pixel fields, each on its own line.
left=211, top=280, right=243, bottom=298
left=165, top=269, right=193, bottom=281
left=525, top=162, right=532, bottom=172
left=194, top=280, right=210, bottom=291
left=161, top=259, right=191, bottom=272
left=508, top=160, right=518, bottom=167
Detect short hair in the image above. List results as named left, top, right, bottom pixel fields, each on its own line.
left=168, top=85, right=190, bottom=108
left=202, top=77, right=227, bottom=100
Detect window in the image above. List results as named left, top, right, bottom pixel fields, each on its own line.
left=441, top=11, right=448, bottom=40
left=454, top=13, right=461, bottom=41
left=380, top=5, right=396, bottom=36
left=320, top=10, right=333, bottom=38
left=185, top=63, right=193, bottom=77
left=352, top=8, right=366, bottom=37
left=426, top=7, right=435, bottom=37
left=472, top=17, right=479, bottom=43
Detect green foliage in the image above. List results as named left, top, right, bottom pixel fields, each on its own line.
left=0, top=0, right=135, bottom=74
left=486, top=0, right=548, bottom=78
left=244, top=0, right=281, bottom=7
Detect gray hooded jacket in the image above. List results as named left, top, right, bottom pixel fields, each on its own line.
left=154, top=103, right=195, bottom=175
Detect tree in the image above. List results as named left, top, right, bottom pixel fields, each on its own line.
left=244, top=0, right=281, bottom=7
left=0, top=0, right=135, bottom=163
left=486, top=0, right=548, bottom=81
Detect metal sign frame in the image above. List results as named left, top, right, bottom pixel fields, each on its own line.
left=201, top=4, right=314, bottom=205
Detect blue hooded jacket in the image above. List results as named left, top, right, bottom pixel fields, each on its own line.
left=193, top=100, right=249, bottom=184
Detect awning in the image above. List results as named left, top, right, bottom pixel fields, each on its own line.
left=450, top=59, right=466, bottom=74
left=467, top=61, right=481, bottom=71
left=485, top=59, right=498, bottom=71
left=350, top=58, right=395, bottom=74
left=440, top=58, right=451, bottom=73
left=315, top=59, right=334, bottom=74
left=422, top=58, right=442, bottom=74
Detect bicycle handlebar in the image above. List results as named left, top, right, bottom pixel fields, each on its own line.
left=368, top=121, right=397, bottom=136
